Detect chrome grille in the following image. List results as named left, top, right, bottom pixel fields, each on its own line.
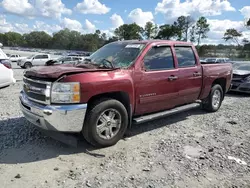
left=23, top=76, right=51, bottom=104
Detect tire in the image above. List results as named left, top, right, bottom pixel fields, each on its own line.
left=24, top=62, right=32, bottom=69
left=82, top=98, right=128, bottom=147
left=202, top=84, right=223, bottom=112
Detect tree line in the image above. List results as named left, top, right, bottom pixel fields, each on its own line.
left=0, top=16, right=210, bottom=52
left=0, top=16, right=249, bottom=55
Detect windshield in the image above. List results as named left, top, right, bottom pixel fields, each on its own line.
left=84, top=42, right=145, bottom=68
left=233, top=63, right=250, bottom=71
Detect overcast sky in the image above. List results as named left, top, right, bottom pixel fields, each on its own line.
left=0, top=0, right=249, bottom=44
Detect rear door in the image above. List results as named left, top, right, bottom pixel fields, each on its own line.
left=135, top=45, right=179, bottom=115
left=40, top=55, right=49, bottom=65
left=32, top=55, right=43, bottom=66
left=174, top=46, right=202, bottom=104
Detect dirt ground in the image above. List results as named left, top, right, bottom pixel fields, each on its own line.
left=0, top=65, right=250, bottom=188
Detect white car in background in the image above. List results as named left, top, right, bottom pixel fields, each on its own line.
left=9, top=54, right=26, bottom=62
left=0, top=49, right=16, bottom=88
left=17, top=54, right=53, bottom=69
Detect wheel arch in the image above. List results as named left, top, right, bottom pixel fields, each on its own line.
left=211, top=77, right=226, bottom=99
left=87, top=91, right=132, bottom=128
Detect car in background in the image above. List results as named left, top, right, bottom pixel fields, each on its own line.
left=0, top=49, right=16, bottom=88
left=17, top=54, right=54, bottom=69
left=201, top=58, right=231, bottom=64
left=230, top=62, right=250, bottom=94
left=45, top=56, right=84, bottom=66
left=9, top=54, right=26, bottom=62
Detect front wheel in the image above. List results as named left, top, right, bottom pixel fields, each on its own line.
left=24, top=62, right=32, bottom=69
left=82, top=98, right=128, bottom=147
left=202, top=84, right=223, bottom=112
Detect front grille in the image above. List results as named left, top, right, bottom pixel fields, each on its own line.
left=23, top=76, right=51, bottom=104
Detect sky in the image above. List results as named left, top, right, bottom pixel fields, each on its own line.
left=0, top=0, right=249, bottom=44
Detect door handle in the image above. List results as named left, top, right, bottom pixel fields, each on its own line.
left=193, top=72, right=201, bottom=77
left=168, top=75, right=178, bottom=81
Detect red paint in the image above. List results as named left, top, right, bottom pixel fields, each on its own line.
left=26, top=40, right=233, bottom=116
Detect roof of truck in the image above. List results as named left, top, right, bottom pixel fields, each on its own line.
left=111, top=40, right=193, bottom=45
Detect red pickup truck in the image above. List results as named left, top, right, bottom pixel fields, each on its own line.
left=20, top=40, right=232, bottom=147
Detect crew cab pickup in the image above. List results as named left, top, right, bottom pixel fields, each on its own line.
left=19, top=40, right=232, bottom=147
left=17, top=54, right=52, bottom=69
left=9, top=54, right=26, bottom=62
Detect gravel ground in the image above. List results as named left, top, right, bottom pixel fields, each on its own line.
left=0, top=64, right=250, bottom=188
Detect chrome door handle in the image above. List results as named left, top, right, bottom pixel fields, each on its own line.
left=193, top=72, right=201, bottom=77
left=168, top=75, right=178, bottom=81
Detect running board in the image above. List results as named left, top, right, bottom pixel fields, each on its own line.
left=133, top=103, right=200, bottom=124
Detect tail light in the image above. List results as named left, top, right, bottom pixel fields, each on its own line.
left=1, top=60, right=12, bottom=69
left=3, top=63, right=12, bottom=69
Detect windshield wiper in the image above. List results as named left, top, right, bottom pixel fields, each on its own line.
left=101, top=58, right=115, bottom=69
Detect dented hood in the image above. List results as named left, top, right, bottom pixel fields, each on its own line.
left=24, top=64, right=109, bottom=79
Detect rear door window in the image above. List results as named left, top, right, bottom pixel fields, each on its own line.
left=175, top=47, right=196, bottom=67
left=34, top=55, right=43, bottom=59
left=42, top=55, right=49, bottom=59
left=143, top=46, right=174, bottom=71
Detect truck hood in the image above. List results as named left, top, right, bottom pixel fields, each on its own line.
left=24, top=64, right=111, bottom=79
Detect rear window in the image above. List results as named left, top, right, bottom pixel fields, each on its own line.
left=175, top=47, right=196, bottom=67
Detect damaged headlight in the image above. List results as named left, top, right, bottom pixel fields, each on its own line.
left=51, top=82, right=80, bottom=103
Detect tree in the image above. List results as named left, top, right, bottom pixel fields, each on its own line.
left=3, top=32, right=24, bottom=46
left=176, top=16, right=194, bottom=41
left=24, top=31, right=51, bottom=48
left=51, top=29, right=72, bottom=49
left=156, top=24, right=179, bottom=39
left=114, top=23, right=143, bottom=40
left=223, top=28, right=242, bottom=46
left=195, top=17, right=210, bottom=46
left=190, top=26, right=196, bottom=43
left=144, top=22, right=157, bottom=39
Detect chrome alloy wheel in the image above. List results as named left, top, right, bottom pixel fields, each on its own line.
left=96, top=109, right=122, bottom=140
left=212, top=89, right=221, bottom=109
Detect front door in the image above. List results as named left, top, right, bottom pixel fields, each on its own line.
left=174, top=46, right=202, bottom=104
left=135, top=45, right=179, bottom=115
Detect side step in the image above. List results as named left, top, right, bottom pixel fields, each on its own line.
left=133, top=103, right=200, bottom=124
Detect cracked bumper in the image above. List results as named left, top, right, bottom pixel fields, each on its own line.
left=230, top=82, right=250, bottom=94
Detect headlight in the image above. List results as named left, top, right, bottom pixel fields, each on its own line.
left=51, top=82, right=80, bottom=103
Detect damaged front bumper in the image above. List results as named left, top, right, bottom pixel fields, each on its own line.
left=19, top=91, right=87, bottom=132
left=230, top=81, right=250, bottom=94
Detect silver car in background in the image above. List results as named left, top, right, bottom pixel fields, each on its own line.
left=231, top=62, right=250, bottom=94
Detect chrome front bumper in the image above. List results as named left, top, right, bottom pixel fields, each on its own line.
left=19, top=91, right=88, bottom=132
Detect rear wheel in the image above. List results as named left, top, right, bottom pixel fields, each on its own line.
left=82, top=98, right=128, bottom=147
left=202, top=84, right=223, bottom=112
left=24, top=62, right=32, bottom=69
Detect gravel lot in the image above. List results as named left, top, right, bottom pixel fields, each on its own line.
left=0, top=64, right=250, bottom=188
